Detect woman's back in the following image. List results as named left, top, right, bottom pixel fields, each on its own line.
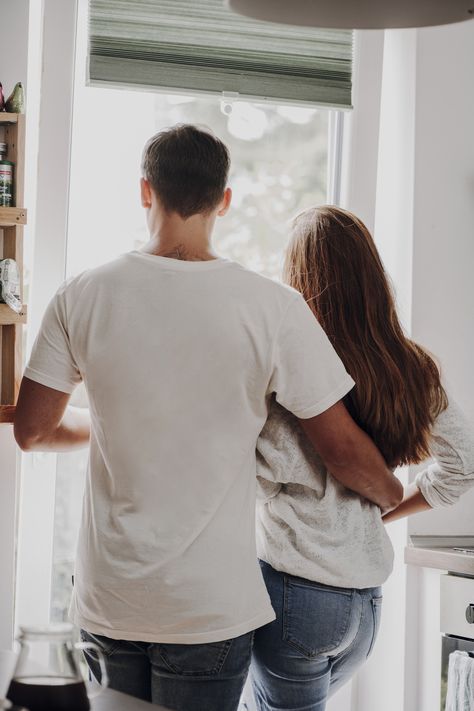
left=257, top=398, right=393, bottom=589
left=257, top=396, right=474, bottom=589
left=256, top=205, right=474, bottom=589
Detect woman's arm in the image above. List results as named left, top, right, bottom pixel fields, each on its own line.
left=413, top=398, right=474, bottom=509
left=385, top=397, right=474, bottom=522
left=382, top=482, right=431, bottom=523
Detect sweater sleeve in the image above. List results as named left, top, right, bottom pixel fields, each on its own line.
left=415, top=398, right=474, bottom=508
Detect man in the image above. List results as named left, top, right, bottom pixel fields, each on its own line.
left=15, top=125, right=402, bottom=711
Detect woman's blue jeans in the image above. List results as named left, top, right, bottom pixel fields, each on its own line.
left=250, top=560, right=383, bottom=711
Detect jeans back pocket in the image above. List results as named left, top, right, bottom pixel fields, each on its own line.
left=283, top=577, right=355, bottom=659
left=157, top=639, right=234, bottom=677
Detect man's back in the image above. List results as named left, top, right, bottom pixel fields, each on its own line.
left=25, top=251, right=353, bottom=643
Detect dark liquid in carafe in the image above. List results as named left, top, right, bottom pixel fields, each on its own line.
left=8, top=676, right=90, bottom=711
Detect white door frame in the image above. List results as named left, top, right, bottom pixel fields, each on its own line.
left=0, top=0, right=42, bottom=651
left=15, top=0, right=78, bottom=633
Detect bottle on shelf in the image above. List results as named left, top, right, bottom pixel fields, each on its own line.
left=0, top=159, right=14, bottom=207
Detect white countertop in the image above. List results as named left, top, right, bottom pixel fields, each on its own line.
left=405, top=536, right=474, bottom=576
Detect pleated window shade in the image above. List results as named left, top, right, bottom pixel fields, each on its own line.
left=88, top=0, right=353, bottom=109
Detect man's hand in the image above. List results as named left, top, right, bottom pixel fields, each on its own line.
left=14, top=377, right=90, bottom=452
left=298, top=401, right=403, bottom=513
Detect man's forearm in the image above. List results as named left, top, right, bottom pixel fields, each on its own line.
left=299, top=402, right=403, bottom=513
left=383, top=483, right=432, bottom=523
left=323, top=435, right=403, bottom=513
left=23, top=406, right=91, bottom=452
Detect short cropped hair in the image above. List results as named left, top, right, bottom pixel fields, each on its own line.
left=141, top=124, right=230, bottom=219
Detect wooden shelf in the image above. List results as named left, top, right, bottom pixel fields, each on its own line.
left=0, top=304, right=27, bottom=325
left=0, top=405, right=16, bottom=424
left=1, top=112, right=26, bottom=410
left=0, top=113, right=19, bottom=125
left=0, top=207, right=27, bottom=226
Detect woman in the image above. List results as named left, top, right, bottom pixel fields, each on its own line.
left=251, top=206, right=474, bottom=711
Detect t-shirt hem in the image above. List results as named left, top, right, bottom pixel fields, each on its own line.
left=290, top=375, right=355, bottom=419
left=70, top=608, right=276, bottom=644
left=23, top=366, right=78, bottom=394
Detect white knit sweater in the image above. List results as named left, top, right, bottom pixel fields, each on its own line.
left=256, top=397, right=474, bottom=589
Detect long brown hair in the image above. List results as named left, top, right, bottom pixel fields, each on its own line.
left=284, top=205, right=447, bottom=467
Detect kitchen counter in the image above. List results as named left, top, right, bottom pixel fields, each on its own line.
left=93, top=688, right=161, bottom=710
left=405, top=535, right=474, bottom=576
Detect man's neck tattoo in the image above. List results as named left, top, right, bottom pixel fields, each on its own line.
left=158, top=245, right=214, bottom=262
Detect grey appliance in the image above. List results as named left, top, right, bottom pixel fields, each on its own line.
left=440, top=573, right=474, bottom=709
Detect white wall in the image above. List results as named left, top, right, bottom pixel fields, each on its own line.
left=406, top=19, right=474, bottom=710
left=0, top=0, right=33, bottom=651
left=412, top=21, right=474, bottom=418
left=341, top=18, right=474, bottom=711
left=409, top=18, right=474, bottom=538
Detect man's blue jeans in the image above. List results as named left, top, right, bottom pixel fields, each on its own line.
left=250, top=560, right=383, bottom=711
left=81, top=628, right=254, bottom=711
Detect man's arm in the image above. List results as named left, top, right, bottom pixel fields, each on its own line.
left=299, top=400, right=403, bottom=513
left=14, top=377, right=90, bottom=452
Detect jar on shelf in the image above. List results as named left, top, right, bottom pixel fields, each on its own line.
left=0, top=258, right=22, bottom=313
left=0, top=159, right=14, bottom=207
left=0, top=143, right=7, bottom=161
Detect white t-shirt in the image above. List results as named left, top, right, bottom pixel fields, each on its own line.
left=25, top=252, right=354, bottom=644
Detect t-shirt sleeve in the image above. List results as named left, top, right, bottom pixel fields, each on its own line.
left=269, top=294, right=355, bottom=419
left=23, top=285, right=82, bottom=394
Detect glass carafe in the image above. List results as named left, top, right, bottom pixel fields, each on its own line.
left=7, top=624, right=107, bottom=711
left=0, top=700, right=29, bottom=711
